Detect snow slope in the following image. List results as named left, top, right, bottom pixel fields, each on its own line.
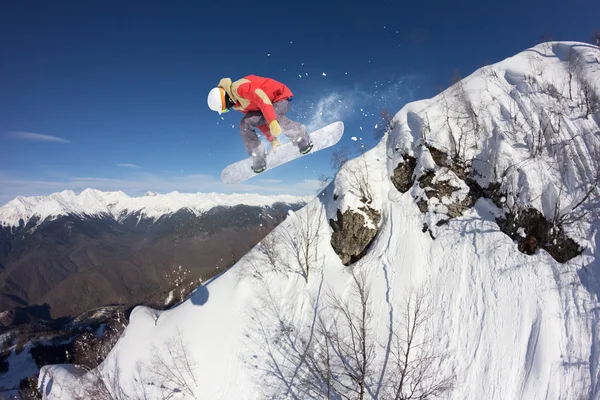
left=0, top=189, right=303, bottom=228
left=40, top=42, right=600, bottom=399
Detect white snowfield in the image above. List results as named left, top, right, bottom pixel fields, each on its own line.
left=40, top=41, right=600, bottom=399
left=0, top=189, right=303, bottom=228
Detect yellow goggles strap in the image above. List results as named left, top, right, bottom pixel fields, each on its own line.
left=220, top=88, right=227, bottom=113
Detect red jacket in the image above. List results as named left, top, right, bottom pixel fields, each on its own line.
left=219, top=75, right=293, bottom=125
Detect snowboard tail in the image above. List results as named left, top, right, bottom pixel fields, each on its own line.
left=220, top=121, right=344, bottom=185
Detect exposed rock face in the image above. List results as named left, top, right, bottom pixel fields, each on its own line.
left=416, top=168, right=472, bottom=227
left=330, top=205, right=381, bottom=266
left=391, top=154, right=417, bottom=193
left=417, top=169, right=479, bottom=221
left=496, top=207, right=581, bottom=263
left=403, top=144, right=582, bottom=263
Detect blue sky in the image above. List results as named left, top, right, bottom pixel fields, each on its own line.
left=0, top=0, right=598, bottom=204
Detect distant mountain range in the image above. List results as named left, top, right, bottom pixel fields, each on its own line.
left=0, top=188, right=303, bottom=228
left=0, top=189, right=304, bottom=326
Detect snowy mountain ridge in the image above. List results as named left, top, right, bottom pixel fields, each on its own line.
left=39, top=41, right=600, bottom=400
left=0, top=189, right=304, bottom=228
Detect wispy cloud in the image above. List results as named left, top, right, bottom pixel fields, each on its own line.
left=9, top=131, right=71, bottom=143
left=258, top=179, right=283, bottom=184
left=117, top=164, right=141, bottom=169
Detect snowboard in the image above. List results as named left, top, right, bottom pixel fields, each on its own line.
left=220, top=121, right=344, bottom=185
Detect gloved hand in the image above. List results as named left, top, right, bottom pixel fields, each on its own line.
left=269, top=120, right=282, bottom=137
left=270, top=137, right=281, bottom=150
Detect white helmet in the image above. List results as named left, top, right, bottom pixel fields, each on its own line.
left=207, top=87, right=226, bottom=114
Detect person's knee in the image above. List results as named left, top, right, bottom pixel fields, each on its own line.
left=274, top=99, right=290, bottom=115
left=240, top=118, right=256, bottom=134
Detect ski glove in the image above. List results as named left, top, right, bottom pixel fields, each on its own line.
left=270, top=137, right=281, bottom=150
left=269, top=120, right=282, bottom=137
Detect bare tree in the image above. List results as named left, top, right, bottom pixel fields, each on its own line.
left=144, top=329, right=199, bottom=398
left=452, top=72, right=482, bottom=159
left=532, top=108, right=562, bottom=157
left=250, top=270, right=455, bottom=400
left=577, top=76, right=600, bottom=119
left=131, top=363, right=153, bottom=400
left=382, top=288, right=454, bottom=400
left=248, top=270, right=374, bottom=400
left=567, top=48, right=584, bottom=101
left=240, top=230, right=288, bottom=282
left=73, top=329, right=199, bottom=399
left=439, top=90, right=458, bottom=158
left=593, top=29, right=600, bottom=47
left=327, top=271, right=376, bottom=400
left=302, top=312, right=336, bottom=399
left=343, top=151, right=374, bottom=205
left=319, top=145, right=353, bottom=190
left=437, top=73, right=482, bottom=163
left=332, top=145, right=352, bottom=170
left=552, top=169, right=600, bottom=230
left=280, top=202, right=324, bottom=284
left=565, top=45, right=599, bottom=119
left=72, top=358, right=132, bottom=400
left=323, top=141, right=374, bottom=205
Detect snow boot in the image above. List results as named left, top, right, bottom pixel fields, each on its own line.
left=297, top=137, right=314, bottom=155
left=251, top=150, right=267, bottom=173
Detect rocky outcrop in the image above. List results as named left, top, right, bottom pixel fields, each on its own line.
left=496, top=207, right=581, bottom=263
left=391, top=154, right=417, bottom=193
left=396, top=144, right=582, bottom=263
left=330, top=206, right=381, bottom=266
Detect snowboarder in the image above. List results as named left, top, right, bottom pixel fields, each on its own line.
left=207, top=75, right=313, bottom=173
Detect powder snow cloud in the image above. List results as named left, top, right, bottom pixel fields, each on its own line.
left=294, top=74, right=420, bottom=134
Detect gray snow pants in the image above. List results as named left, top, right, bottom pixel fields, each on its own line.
left=239, top=99, right=308, bottom=156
